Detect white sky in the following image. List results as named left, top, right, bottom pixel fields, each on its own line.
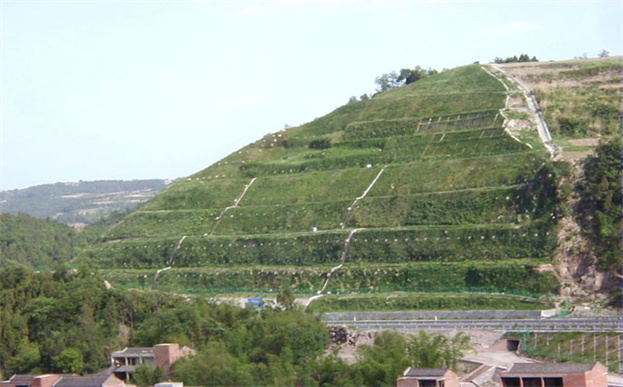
left=1, top=0, right=621, bottom=190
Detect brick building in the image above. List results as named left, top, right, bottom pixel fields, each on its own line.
left=111, top=343, right=193, bottom=381
left=2, top=343, right=192, bottom=387
left=499, top=362, right=608, bottom=387
left=0, top=369, right=124, bottom=387
left=0, top=375, right=62, bottom=387
left=397, top=367, right=460, bottom=387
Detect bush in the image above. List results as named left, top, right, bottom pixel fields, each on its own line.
left=557, top=117, right=585, bottom=136
left=132, top=364, right=164, bottom=386
left=308, top=138, right=331, bottom=149
left=54, top=348, right=84, bottom=374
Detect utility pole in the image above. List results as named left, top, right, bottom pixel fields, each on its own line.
left=606, top=335, right=609, bottom=370
left=534, top=333, right=537, bottom=349
left=618, top=335, right=622, bottom=373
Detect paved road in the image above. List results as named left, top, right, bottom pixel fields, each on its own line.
left=324, top=316, right=623, bottom=333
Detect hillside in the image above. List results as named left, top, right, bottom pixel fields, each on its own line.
left=86, top=64, right=566, bottom=310
left=0, top=213, right=78, bottom=269
left=0, top=179, right=168, bottom=226
left=493, top=56, right=622, bottom=160
left=487, top=57, right=622, bottom=302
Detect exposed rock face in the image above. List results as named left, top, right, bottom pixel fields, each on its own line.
left=552, top=162, right=614, bottom=302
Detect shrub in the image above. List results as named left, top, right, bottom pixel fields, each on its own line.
left=308, top=138, right=331, bottom=149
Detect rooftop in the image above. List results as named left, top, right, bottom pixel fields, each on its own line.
left=5, top=375, right=35, bottom=384
left=504, top=362, right=597, bottom=376
left=111, top=347, right=155, bottom=357
left=403, top=367, right=449, bottom=378
left=53, top=368, right=116, bottom=387
left=113, top=365, right=137, bottom=373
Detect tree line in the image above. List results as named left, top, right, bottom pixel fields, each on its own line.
left=348, top=65, right=439, bottom=103
left=493, top=54, right=538, bottom=64
left=0, top=264, right=470, bottom=386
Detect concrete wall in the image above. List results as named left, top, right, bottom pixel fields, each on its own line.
left=562, top=363, right=608, bottom=387
left=323, top=310, right=541, bottom=322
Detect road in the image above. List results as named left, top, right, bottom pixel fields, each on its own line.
left=324, top=316, right=623, bottom=333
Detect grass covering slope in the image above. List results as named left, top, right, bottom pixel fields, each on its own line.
left=511, top=332, right=622, bottom=373
left=496, top=57, right=622, bottom=140
left=306, top=293, right=552, bottom=313
left=90, top=64, right=562, bottom=309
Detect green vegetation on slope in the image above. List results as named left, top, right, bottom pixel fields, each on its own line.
left=102, top=259, right=558, bottom=296
left=0, top=213, right=77, bottom=269
left=89, top=64, right=561, bottom=309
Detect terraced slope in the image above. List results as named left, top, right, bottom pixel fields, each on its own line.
left=89, top=65, right=561, bottom=309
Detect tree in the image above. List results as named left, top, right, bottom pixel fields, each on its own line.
left=172, top=342, right=254, bottom=386
left=375, top=66, right=437, bottom=92
left=276, top=287, right=295, bottom=309
left=354, top=331, right=409, bottom=386
left=494, top=54, right=538, bottom=64
left=246, top=310, right=329, bottom=365
left=397, top=66, right=437, bottom=85
left=375, top=71, right=400, bottom=92
left=576, top=137, right=622, bottom=270
left=5, top=339, right=41, bottom=375
left=598, top=49, right=610, bottom=58
left=132, top=364, right=164, bottom=386
left=407, top=331, right=471, bottom=369
left=311, top=354, right=356, bottom=386
left=54, top=348, right=84, bottom=374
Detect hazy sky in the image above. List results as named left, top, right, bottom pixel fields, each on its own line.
left=1, top=0, right=621, bottom=190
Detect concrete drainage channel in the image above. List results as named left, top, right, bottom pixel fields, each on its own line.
left=483, top=64, right=560, bottom=158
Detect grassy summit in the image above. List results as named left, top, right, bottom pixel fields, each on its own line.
left=89, top=64, right=561, bottom=309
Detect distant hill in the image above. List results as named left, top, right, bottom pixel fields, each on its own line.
left=0, top=179, right=168, bottom=226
